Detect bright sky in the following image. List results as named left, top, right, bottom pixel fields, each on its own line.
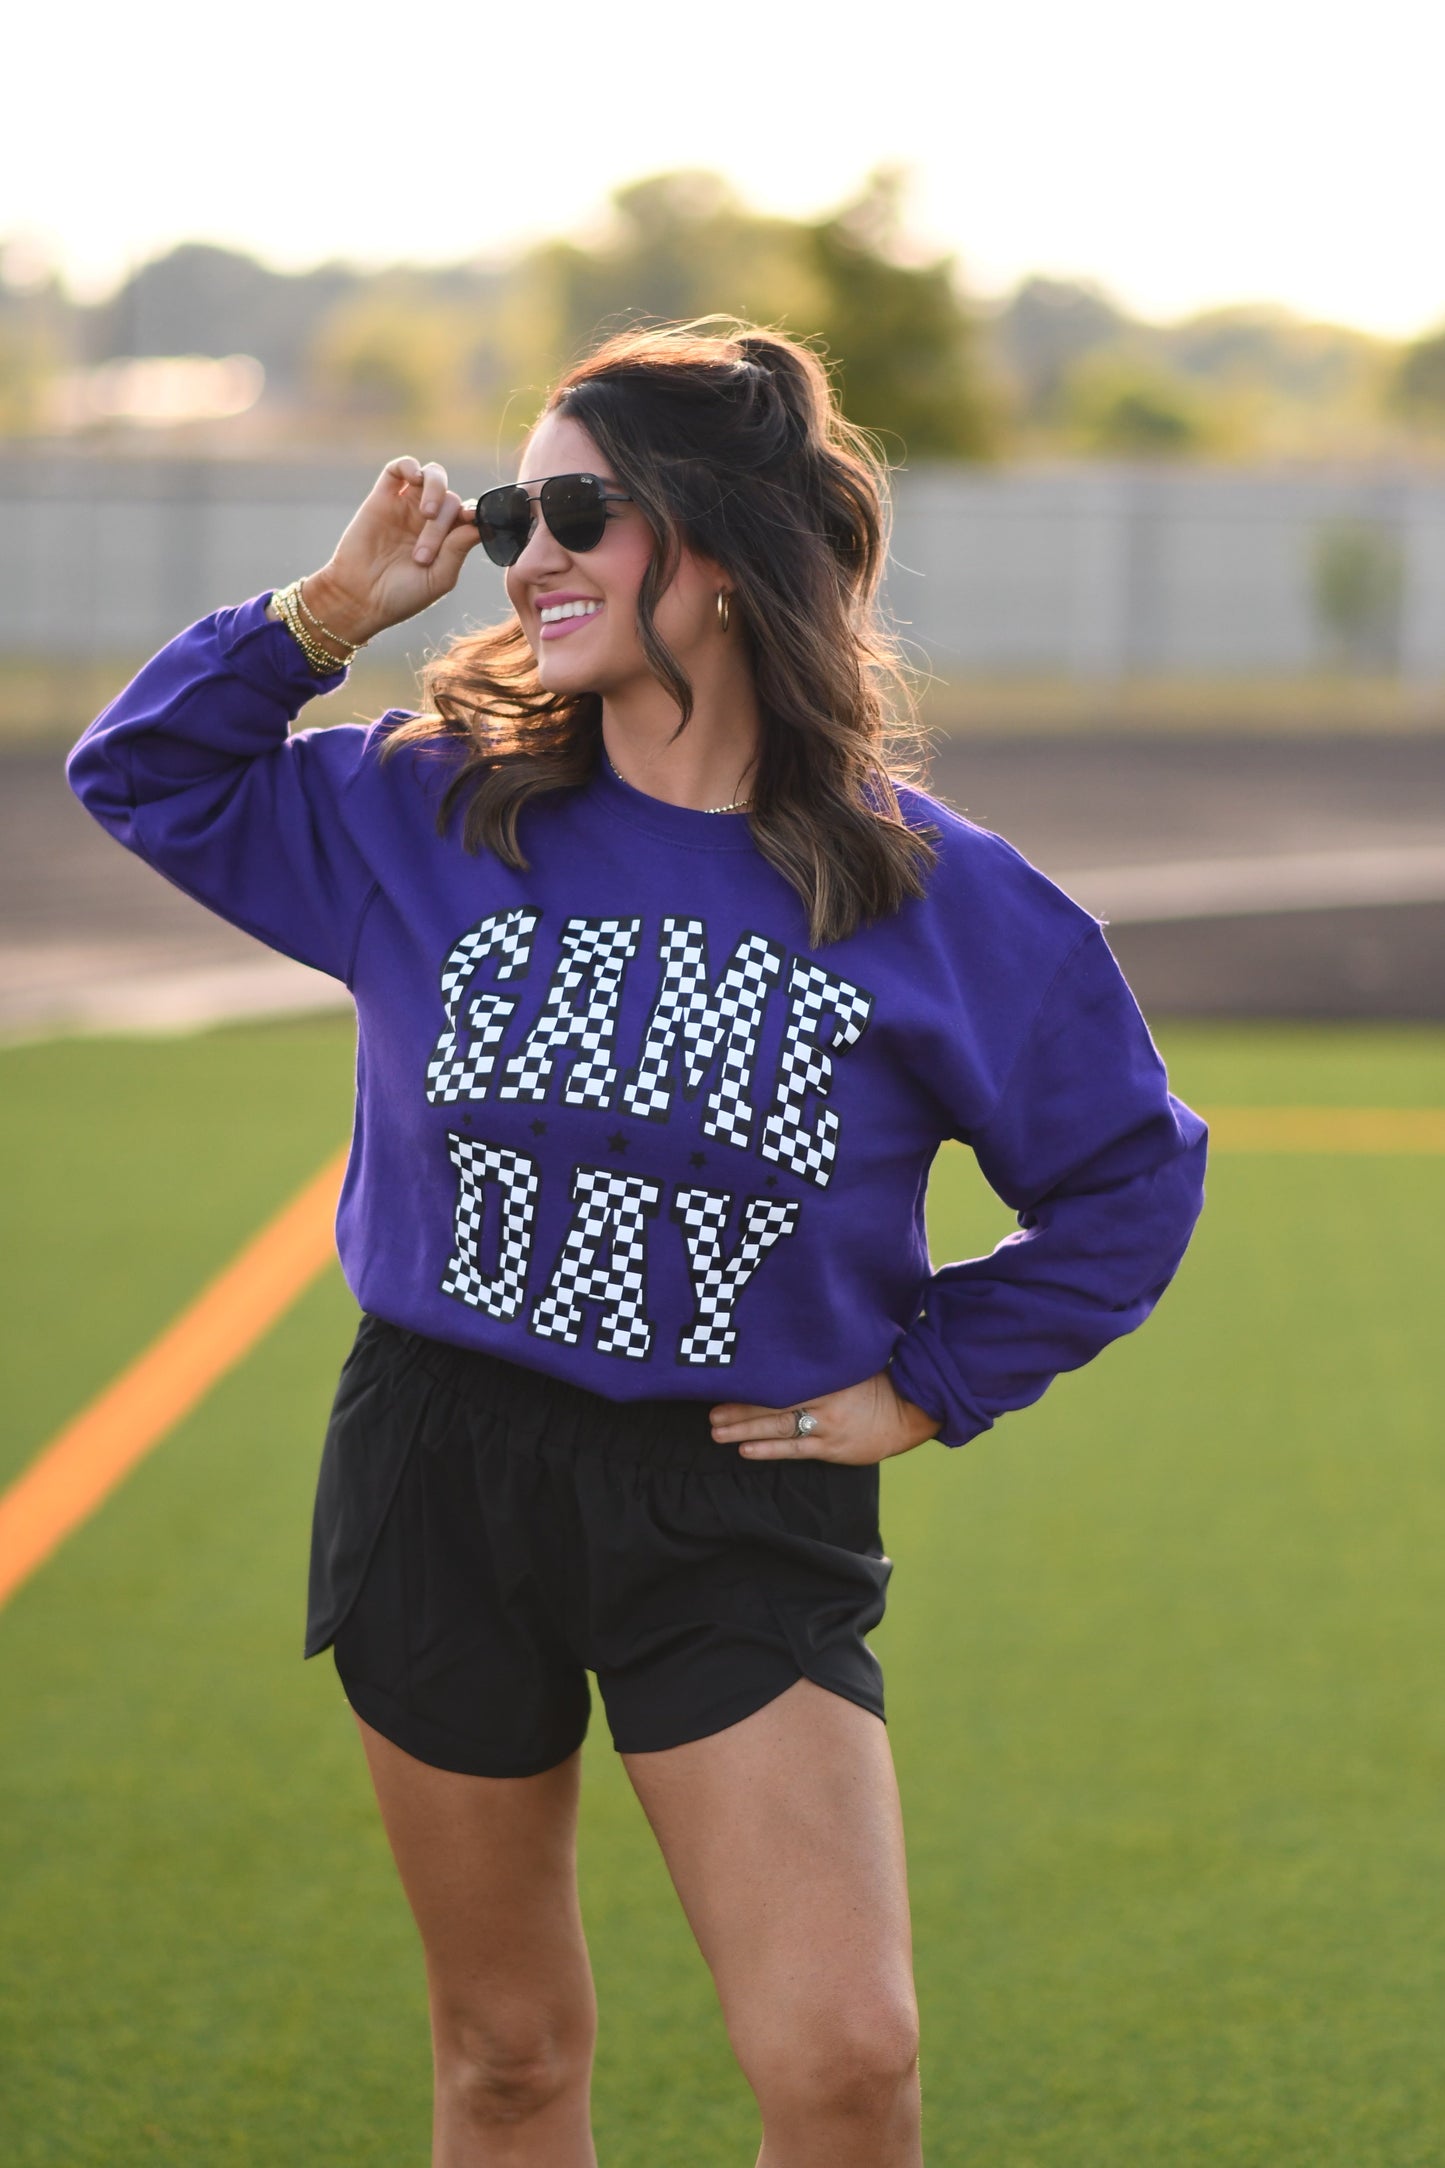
left=7, top=0, right=1441, bottom=336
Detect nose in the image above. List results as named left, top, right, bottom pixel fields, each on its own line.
left=510, top=507, right=571, bottom=586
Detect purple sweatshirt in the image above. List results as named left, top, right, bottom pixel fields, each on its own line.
left=67, top=596, right=1207, bottom=1446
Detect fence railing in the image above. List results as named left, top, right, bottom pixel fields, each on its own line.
left=4, top=452, right=1444, bottom=683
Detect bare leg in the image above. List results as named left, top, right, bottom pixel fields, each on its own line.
left=354, top=1717, right=599, bottom=2168
left=624, top=1678, right=922, bottom=2168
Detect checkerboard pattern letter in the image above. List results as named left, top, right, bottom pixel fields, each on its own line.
left=672, top=1188, right=801, bottom=1364
left=621, top=921, right=784, bottom=1150
left=499, top=917, right=641, bottom=1107
left=425, top=908, right=541, bottom=1105
left=530, top=1166, right=663, bottom=1358
left=440, top=1135, right=541, bottom=1318
left=760, top=960, right=874, bottom=1188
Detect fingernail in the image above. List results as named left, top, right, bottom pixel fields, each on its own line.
left=414, top=544, right=432, bottom=563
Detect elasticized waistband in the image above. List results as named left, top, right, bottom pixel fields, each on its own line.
left=366, top=1314, right=735, bottom=1471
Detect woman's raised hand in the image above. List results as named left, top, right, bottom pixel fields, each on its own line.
left=300, top=455, right=482, bottom=650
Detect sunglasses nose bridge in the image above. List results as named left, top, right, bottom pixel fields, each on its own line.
left=512, top=502, right=571, bottom=572
left=496, top=506, right=573, bottom=587
left=482, top=474, right=615, bottom=567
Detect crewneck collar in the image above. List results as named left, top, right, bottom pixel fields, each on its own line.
left=585, top=755, right=759, bottom=852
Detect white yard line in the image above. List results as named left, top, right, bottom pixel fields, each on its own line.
left=5, top=841, right=1445, bottom=1042
left=0, top=955, right=350, bottom=1042
left=1056, top=841, right=1445, bottom=922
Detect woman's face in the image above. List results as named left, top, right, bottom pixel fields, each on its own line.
left=504, top=408, right=724, bottom=702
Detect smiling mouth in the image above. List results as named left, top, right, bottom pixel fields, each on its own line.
left=538, top=598, right=603, bottom=635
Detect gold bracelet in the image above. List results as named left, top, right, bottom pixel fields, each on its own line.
left=271, top=584, right=337, bottom=674
left=270, top=582, right=352, bottom=676
left=275, top=579, right=352, bottom=659
left=295, top=579, right=368, bottom=654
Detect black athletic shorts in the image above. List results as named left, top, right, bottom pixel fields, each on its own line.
left=305, top=1313, right=891, bottom=1777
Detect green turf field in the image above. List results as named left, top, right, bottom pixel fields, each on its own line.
left=2, top=1017, right=1443, bottom=2166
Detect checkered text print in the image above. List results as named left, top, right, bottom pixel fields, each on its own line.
left=425, top=907, right=541, bottom=1105
left=440, top=1134, right=541, bottom=1319
left=499, top=917, right=642, bottom=1107
left=760, top=959, right=874, bottom=1188
left=530, top=1166, right=663, bottom=1358
left=671, top=1187, right=801, bottom=1365
left=620, top=921, right=785, bottom=1149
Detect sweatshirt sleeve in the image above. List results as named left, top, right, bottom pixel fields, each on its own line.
left=66, top=594, right=384, bottom=985
left=888, top=920, right=1208, bottom=1448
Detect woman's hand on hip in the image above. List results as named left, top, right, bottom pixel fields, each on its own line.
left=710, top=1373, right=938, bottom=1465
left=301, top=455, right=481, bottom=648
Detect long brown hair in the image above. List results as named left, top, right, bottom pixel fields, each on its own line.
left=385, top=319, right=936, bottom=946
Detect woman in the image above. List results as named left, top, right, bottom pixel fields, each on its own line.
left=69, top=321, right=1206, bottom=2167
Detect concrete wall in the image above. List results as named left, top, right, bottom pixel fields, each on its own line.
left=4, top=451, right=1444, bottom=680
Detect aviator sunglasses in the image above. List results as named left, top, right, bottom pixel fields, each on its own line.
left=473, top=472, right=633, bottom=567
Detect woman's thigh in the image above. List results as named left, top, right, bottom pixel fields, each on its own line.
left=354, top=1715, right=596, bottom=2050
left=621, top=1678, right=918, bottom=2077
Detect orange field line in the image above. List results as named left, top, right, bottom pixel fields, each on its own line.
left=941, top=1104, right=1445, bottom=1158
left=3, top=1101, right=1443, bottom=1613
left=0, top=1145, right=347, bottom=1612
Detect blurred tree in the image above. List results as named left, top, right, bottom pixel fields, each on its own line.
left=805, top=169, right=999, bottom=457
left=305, top=275, right=503, bottom=444
left=1311, top=519, right=1403, bottom=670
left=2, top=200, right=1420, bottom=464
left=85, top=243, right=360, bottom=387
left=988, top=274, right=1129, bottom=419
left=1060, top=348, right=1216, bottom=456
left=0, top=317, right=57, bottom=433
left=0, top=254, right=72, bottom=434
left=531, top=171, right=827, bottom=375
left=514, top=168, right=998, bottom=462
left=1388, top=324, right=1445, bottom=432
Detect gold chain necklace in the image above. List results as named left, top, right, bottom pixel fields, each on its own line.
left=604, top=748, right=750, bottom=816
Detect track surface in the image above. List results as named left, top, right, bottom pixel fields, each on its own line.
left=5, top=732, right=1444, bottom=1031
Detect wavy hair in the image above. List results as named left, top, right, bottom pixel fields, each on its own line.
left=384, top=319, right=936, bottom=946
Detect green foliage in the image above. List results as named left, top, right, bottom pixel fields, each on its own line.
left=1059, top=347, right=1217, bottom=456
left=1311, top=519, right=1404, bottom=669
left=305, top=276, right=491, bottom=440
left=804, top=170, right=998, bottom=458
left=0, top=318, right=56, bottom=433
left=0, top=268, right=70, bottom=434
left=542, top=171, right=822, bottom=352
left=995, top=287, right=1398, bottom=459
left=0, top=200, right=1430, bottom=464
left=986, top=274, right=1129, bottom=417
left=1389, top=324, right=1445, bottom=430
left=522, top=166, right=998, bottom=463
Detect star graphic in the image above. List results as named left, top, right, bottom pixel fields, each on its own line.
left=607, top=1130, right=628, bottom=1153
left=688, top=1151, right=707, bottom=1169
left=529, top=1119, right=548, bottom=1136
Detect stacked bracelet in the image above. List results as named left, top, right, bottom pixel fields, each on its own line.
left=270, top=579, right=366, bottom=675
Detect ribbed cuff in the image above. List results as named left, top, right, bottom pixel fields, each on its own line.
left=888, top=1337, right=991, bottom=1452
left=220, top=592, right=350, bottom=714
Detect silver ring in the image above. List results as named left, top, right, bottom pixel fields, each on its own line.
left=792, top=1409, right=820, bottom=1438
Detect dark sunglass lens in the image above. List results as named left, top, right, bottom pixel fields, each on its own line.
left=540, top=473, right=609, bottom=553
left=476, top=484, right=532, bottom=566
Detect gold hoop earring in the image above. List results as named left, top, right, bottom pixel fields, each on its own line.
left=716, top=590, right=731, bottom=633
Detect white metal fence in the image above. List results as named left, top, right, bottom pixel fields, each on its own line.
left=4, top=451, right=1444, bottom=680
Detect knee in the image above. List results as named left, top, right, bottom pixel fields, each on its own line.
left=436, top=2009, right=593, bottom=2130
left=741, top=1991, right=920, bottom=2121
